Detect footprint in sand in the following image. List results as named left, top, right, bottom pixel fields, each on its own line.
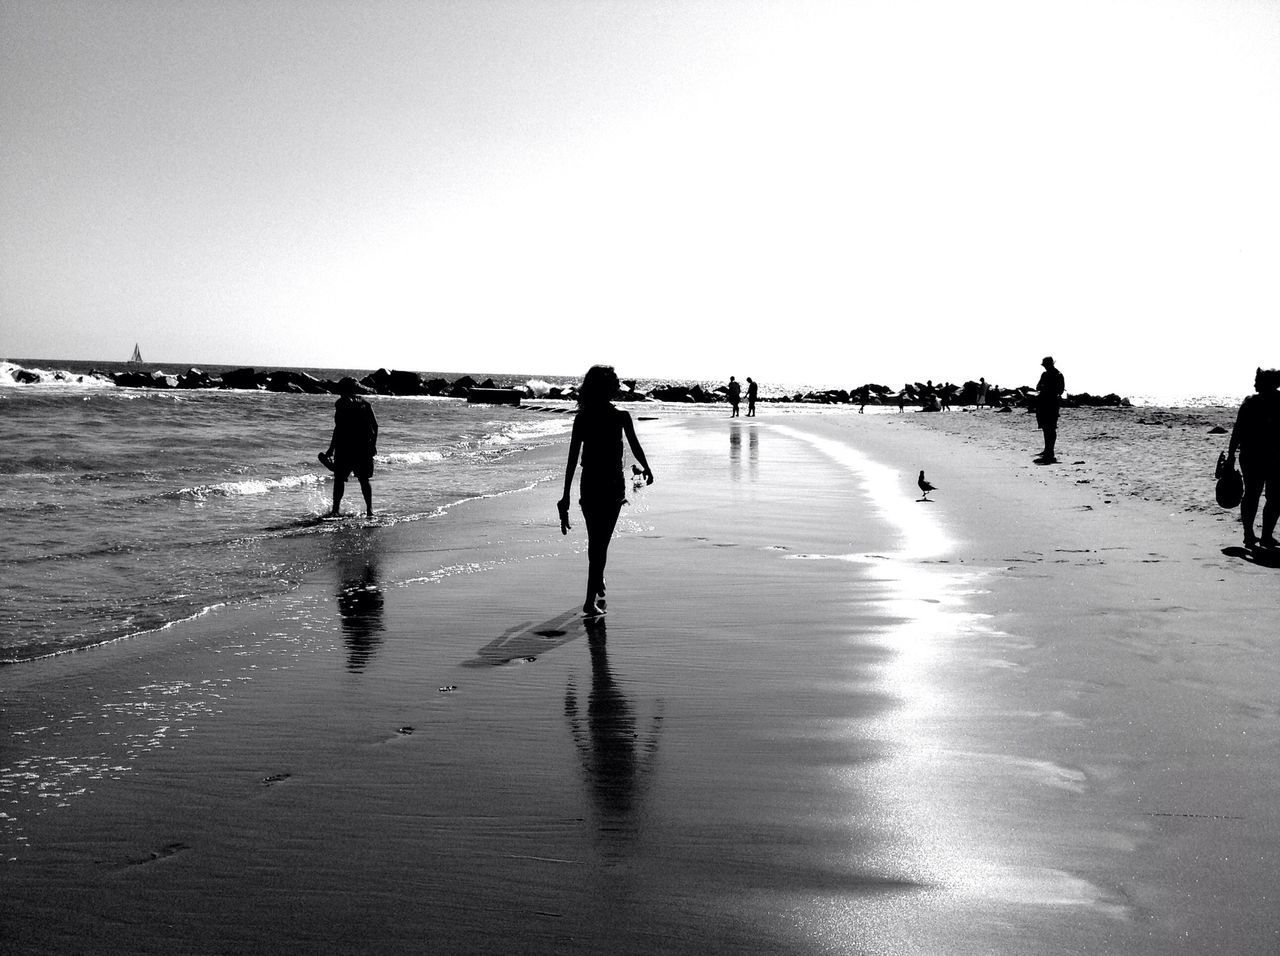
left=105, top=842, right=190, bottom=869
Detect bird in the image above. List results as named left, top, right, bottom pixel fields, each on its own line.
left=917, top=470, right=936, bottom=500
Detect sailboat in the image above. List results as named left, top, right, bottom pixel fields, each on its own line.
left=127, top=343, right=143, bottom=364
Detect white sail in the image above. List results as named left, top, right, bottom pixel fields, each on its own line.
left=129, top=343, right=143, bottom=363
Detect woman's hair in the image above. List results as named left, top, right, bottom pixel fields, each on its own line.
left=577, top=365, right=620, bottom=407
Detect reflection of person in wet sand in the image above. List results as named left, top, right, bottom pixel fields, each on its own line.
left=336, top=549, right=385, bottom=672
left=564, top=618, right=662, bottom=847
left=1228, top=367, right=1280, bottom=550
left=558, top=366, right=654, bottom=617
left=325, top=377, right=378, bottom=517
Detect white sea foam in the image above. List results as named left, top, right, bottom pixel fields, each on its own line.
left=172, top=474, right=324, bottom=500
left=0, top=361, right=113, bottom=388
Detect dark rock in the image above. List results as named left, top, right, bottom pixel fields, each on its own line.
left=176, top=367, right=214, bottom=389
left=423, top=377, right=451, bottom=396
left=14, top=369, right=41, bottom=384
left=448, top=375, right=477, bottom=399
left=360, top=368, right=392, bottom=394
left=649, top=386, right=693, bottom=402
left=466, top=387, right=522, bottom=406
left=220, top=367, right=262, bottom=390
left=386, top=369, right=424, bottom=396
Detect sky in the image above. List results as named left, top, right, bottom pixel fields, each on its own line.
left=3, top=0, right=1279, bottom=399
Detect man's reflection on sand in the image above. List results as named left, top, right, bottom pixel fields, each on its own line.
left=565, top=618, right=662, bottom=853
left=730, top=423, right=759, bottom=481
left=336, top=548, right=385, bottom=672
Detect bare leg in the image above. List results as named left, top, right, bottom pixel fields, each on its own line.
left=331, top=479, right=345, bottom=517
left=357, top=477, right=373, bottom=517
left=582, top=498, right=623, bottom=614
left=1240, top=472, right=1262, bottom=546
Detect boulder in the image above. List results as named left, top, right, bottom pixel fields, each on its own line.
left=423, top=377, right=451, bottom=396
left=466, top=387, right=522, bottom=406
left=386, top=369, right=424, bottom=396
left=176, top=367, right=214, bottom=389
left=220, top=367, right=262, bottom=390
left=360, top=368, right=393, bottom=394
left=649, top=386, right=693, bottom=402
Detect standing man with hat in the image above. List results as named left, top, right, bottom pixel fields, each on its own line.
left=1035, top=356, right=1065, bottom=464
left=323, top=377, right=378, bottom=518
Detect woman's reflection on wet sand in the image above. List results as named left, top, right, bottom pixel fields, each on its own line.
left=565, top=619, right=662, bottom=853
left=336, top=549, right=385, bottom=672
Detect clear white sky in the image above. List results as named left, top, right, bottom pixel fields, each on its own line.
left=3, top=0, right=1278, bottom=398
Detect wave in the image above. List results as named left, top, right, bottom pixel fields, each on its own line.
left=378, top=449, right=446, bottom=465
left=1, top=361, right=113, bottom=388
left=0, top=601, right=228, bottom=665
left=166, top=473, right=324, bottom=501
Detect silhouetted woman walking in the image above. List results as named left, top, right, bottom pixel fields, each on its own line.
left=558, top=366, right=654, bottom=616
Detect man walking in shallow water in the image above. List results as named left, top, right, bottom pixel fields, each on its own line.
left=325, top=377, right=378, bottom=518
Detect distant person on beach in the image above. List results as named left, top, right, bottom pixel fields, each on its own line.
left=1227, top=367, right=1280, bottom=549
left=324, top=377, right=378, bottom=518
left=558, top=365, right=655, bottom=616
left=727, top=376, right=741, bottom=417
left=977, top=377, right=988, bottom=409
left=1034, top=356, right=1066, bottom=463
left=746, top=377, right=758, bottom=417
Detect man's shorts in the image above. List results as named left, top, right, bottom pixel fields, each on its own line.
left=334, top=454, right=374, bottom=482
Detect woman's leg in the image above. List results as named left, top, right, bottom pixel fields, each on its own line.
left=581, top=497, right=623, bottom=613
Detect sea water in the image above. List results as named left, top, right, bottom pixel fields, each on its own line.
left=0, top=362, right=577, bottom=663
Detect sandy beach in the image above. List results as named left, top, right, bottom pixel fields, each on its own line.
left=4, top=405, right=1279, bottom=954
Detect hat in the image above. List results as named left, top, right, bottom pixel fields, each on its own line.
left=1041, top=356, right=1054, bottom=367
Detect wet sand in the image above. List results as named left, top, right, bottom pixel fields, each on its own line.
left=4, top=409, right=1279, bottom=954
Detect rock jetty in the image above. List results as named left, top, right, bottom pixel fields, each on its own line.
left=5, top=362, right=1132, bottom=409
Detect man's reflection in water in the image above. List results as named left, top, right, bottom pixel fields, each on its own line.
left=749, top=427, right=759, bottom=481
left=564, top=619, right=662, bottom=855
left=336, top=548, right=385, bottom=672
left=729, top=423, right=742, bottom=480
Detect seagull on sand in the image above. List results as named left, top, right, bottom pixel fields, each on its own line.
left=917, top=470, right=936, bottom=500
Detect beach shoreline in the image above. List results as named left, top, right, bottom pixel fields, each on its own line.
left=4, top=407, right=1278, bottom=954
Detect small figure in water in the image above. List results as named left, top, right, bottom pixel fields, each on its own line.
left=727, top=376, right=741, bottom=418
left=1034, top=356, right=1065, bottom=463
left=558, top=365, right=654, bottom=616
left=324, top=377, right=378, bottom=518
left=1228, top=367, right=1280, bottom=549
left=746, top=376, right=758, bottom=417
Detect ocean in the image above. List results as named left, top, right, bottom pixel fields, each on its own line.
left=1, top=359, right=579, bottom=663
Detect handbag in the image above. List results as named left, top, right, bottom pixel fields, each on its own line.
left=1215, top=451, right=1243, bottom=509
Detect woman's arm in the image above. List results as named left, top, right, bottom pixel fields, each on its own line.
left=621, top=411, right=654, bottom=484
left=558, top=417, right=583, bottom=533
